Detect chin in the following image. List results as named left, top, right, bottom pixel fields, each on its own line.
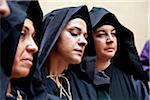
left=22, top=72, right=30, bottom=77
left=106, top=54, right=115, bottom=59
left=16, top=69, right=30, bottom=78
left=71, top=57, right=81, bottom=64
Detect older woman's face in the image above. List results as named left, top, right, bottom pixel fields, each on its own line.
left=55, top=18, right=88, bottom=64
left=11, top=18, right=38, bottom=78
left=0, top=0, right=10, bottom=17
left=93, top=25, right=117, bottom=60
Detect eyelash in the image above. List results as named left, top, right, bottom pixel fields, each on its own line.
left=70, top=32, right=78, bottom=37
left=70, top=32, right=88, bottom=40
left=84, top=34, right=88, bottom=39
left=96, top=32, right=116, bottom=38
left=96, top=34, right=105, bottom=38
left=21, top=30, right=26, bottom=36
left=112, top=33, right=116, bottom=36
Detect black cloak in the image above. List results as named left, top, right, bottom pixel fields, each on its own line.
left=0, top=0, right=43, bottom=99
left=32, top=5, right=98, bottom=100
left=79, top=7, right=149, bottom=100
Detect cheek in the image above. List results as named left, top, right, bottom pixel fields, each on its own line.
left=13, top=48, right=21, bottom=67
left=94, top=40, right=106, bottom=55
left=66, top=35, right=77, bottom=48
left=12, top=53, right=20, bottom=73
left=95, top=45, right=103, bottom=54
left=11, top=59, right=19, bottom=77
left=12, top=41, right=24, bottom=72
left=14, top=49, right=22, bottom=64
left=16, top=38, right=26, bottom=57
left=59, top=32, right=78, bottom=51
left=94, top=39, right=104, bottom=49
left=61, top=32, right=73, bottom=44
left=114, top=39, right=117, bottom=50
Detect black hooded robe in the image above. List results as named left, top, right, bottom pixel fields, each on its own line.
left=79, top=7, right=149, bottom=100
left=32, top=5, right=98, bottom=100
left=0, top=1, right=43, bottom=99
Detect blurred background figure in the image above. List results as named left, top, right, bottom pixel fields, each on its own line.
left=0, top=0, right=10, bottom=17
left=0, top=0, right=10, bottom=99
left=140, top=39, right=150, bottom=81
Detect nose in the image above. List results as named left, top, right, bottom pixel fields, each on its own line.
left=106, top=34, right=114, bottom=42
left=26, top=39, right=38, bottom=54
left=77, top=35, right=88, bottom=47
left=0, top=0, right=10, bottom=17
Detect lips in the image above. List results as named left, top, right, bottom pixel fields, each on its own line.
left=104, top=47, right=115, bottom=52
left=74, top=49, right=83, bottom=56
left=22, top=57, right=33, bottom=66
left=23, top=57, right=33, bottom=61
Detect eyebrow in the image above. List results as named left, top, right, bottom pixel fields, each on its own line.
left=95, top=28, right=116, bottom=33
left=23, top=25, right=35, bottom=35
left=71, top=26, right=87, bottom=35
left=23, top=25, right=30, bottom=32
left=72, top=27, right=81, bottom=31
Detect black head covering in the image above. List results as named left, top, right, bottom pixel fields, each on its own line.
left=1, top=0, right=43, bottom=77
left=84, top=7, right=149, bottom=99
left=0, top=0, right=43, bottom=99
left=89, top=7, right=146, bottom=82
left=32, top=5, right=97, bottom=100
left=37, top=5, right=91, bottom=73
left=1, top=1, right=29, bottom=77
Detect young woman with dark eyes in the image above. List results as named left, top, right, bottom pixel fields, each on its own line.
left=32, top=5, right=97, bottom=100
left=79, top=7, right=149, bottom=100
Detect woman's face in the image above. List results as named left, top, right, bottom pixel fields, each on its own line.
left=11, top=18, right=38, bottom=78
left=93, top=25, right=117, bottom=60
left=55, top=18, right=88, bottom=64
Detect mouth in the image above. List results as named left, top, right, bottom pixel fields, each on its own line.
left=22, top=58, right=33, bottom=66
left=104, top=47, right=115, bottom=52
left=74, top=49, right=83, bottom=56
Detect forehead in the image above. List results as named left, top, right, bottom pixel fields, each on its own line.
left=66, top=18, right=87, bottom=30
left=23, top=18, right=35, bottom=33
left=23, top=18, right=34, bottom=28
left=96, top=24, right=116, bottom=31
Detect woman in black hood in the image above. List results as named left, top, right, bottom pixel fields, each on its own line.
left=0, top=1, right=43, bottom=99
left=32, top=5, right=98, bottom=100
left=81, top=7, right=149, bottom=100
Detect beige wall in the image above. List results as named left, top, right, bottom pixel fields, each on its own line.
left=39, top=0, right=149, bottom=54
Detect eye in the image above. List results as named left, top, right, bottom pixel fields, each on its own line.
left=32, top=33, right=37, bottom=41
left=111, top=29, right=116, bottom=36
left=32, top=32, right=35, bottom=38
left=84, top=33, right=88, bottom=39
left=96, top=33, right=107, bottom=38
left=20, top=30, right=26, bottom=39
left=112, top=33, right=116, bottom=37
left=111, top=31, right=116, bottom=37
left=70, top=32, right=78, bottom=37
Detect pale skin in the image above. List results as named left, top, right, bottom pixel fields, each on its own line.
left=7, top=18, right=38, bottom=96
left=0, top=0, right=10, bottom=17
left=46, top=18, right=88, bottom=76
left=93, top=25, right=117, bottom=71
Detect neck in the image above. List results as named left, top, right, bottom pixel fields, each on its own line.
left=96, top=56, right=111, bottom=71
left=47, top=50, right=69, bottom=76
left=7, top=80, right=12, bottom=97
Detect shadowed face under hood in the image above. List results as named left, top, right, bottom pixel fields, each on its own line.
left=0, top=0, right=43, bottom=77
left=87, top=7, right=146, bottom=83
left=37, top=5, right=92, bottom=72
